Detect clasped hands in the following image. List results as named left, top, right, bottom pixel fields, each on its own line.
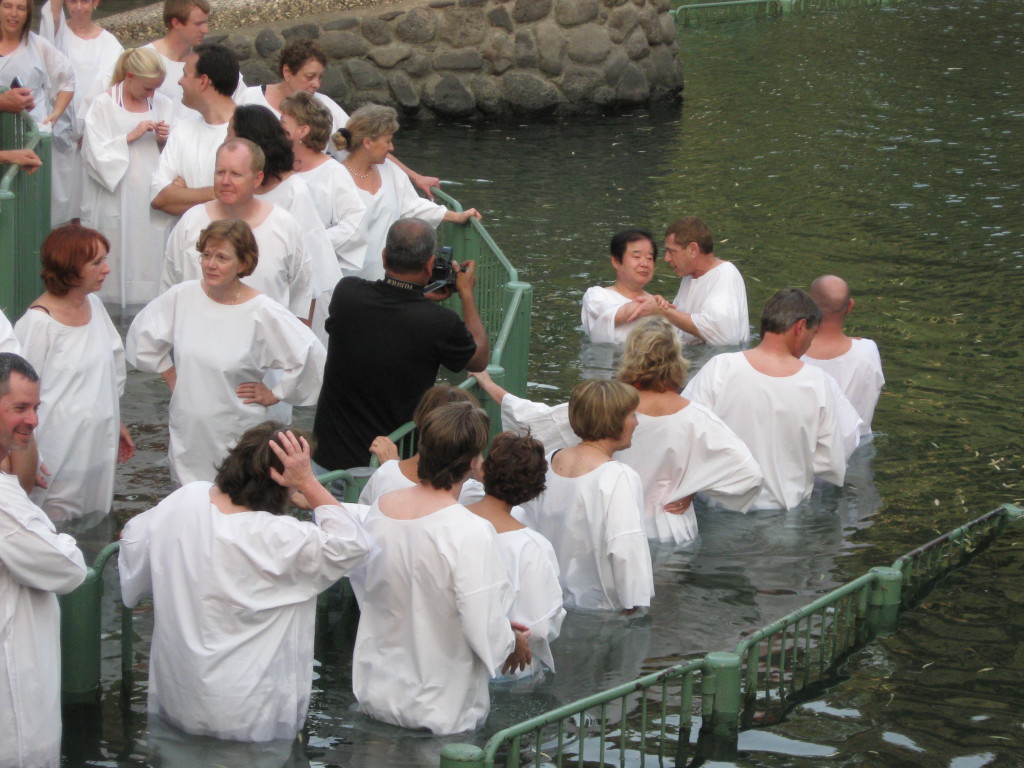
left=626, top=294, right=675, bottom=323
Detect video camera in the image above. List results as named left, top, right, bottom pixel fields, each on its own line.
left=423, top=246, right=458, bottom=295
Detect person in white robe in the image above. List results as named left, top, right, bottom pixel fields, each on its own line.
left=517, top=380, right=653, bottom=613
left=466, top=432, right=565, bottom=681
left=581, top=229, right=667, bottom=346
left=358, top=385, right=486, bottom=506
left=119, top=424, right=372, bottom=741
left=81, top=48, right=173, bottom=308
left=0, top=2, right=74, bottom=222
left=349, top=402, right=531, bottom=735
left=333, top=104, right=481, bottom=281
left=228, top=103, right=341, bottom=333
left=39, top=0, right=123, bottom=225
left=682, top=288, right=857, bottom=511
left=0, top=352, right=87, bottom=768
left=15, top=223, right=134, bottom=529
left=127, top=219, right=325, bottom=485
left=802, top=274, right=885, bottom=441
left=659, top=216, right=750, bottom=346
left=149, top=43, right=239, bottom=226
left=160, top=139, right=313, bottom=319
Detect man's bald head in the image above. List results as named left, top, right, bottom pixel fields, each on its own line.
left=809, top=275, right=852, bottom=319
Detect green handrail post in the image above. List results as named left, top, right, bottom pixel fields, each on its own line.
left=866, top=566, right=902, bottom=636
left=999, top=503, right=1024, bottom=527
left=439, top=744, right=485, bottom=768
left=699, top=651, right=741, bottom=758
left=60, top=541, right=120, bottom=704
left=498, top=281, right=532, bottom=397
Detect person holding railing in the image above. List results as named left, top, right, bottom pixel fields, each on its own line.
left=332, top=105, right=480, bottom=281
left=348, top=401, right=531, bottom=734
left=118, top=423, right=372, bottom=742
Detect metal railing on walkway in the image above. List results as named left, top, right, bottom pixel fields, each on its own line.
left=0, top=102, right=51, bottom=319
left=439, top=504, right=1023, bottom=766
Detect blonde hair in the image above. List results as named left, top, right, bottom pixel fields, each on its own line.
left=112, top=48, right=167, bottom=86
left=568, top=379, right=639, bottom=442
left=618, top=317, right=689, bottom=392
left=332, top=104, right=399, bottom=153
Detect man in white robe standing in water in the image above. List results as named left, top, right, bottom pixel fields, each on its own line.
left=802, top=274, right=884, bottom=444
left=683, top=288, right=855, bottom=510
left=659, top=216, right=750, bottom=346
left=150, top=42, right=238, bottom=223
left=0, top=353, right=86, bottom=768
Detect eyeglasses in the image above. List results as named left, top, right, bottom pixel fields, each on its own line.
left=198, top=251, right=236, bottom=266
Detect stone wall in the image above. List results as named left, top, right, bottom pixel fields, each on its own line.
left=112, top=0, right=683, bottom=119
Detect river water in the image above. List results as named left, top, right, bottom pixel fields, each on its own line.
left=65, top=0, right=1023, bottom=766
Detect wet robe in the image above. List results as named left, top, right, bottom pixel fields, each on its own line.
left=119, top=482, right=370, bottom=741
left=126, top=282, right=325, bottom=485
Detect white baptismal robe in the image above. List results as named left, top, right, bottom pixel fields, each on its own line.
left=257, top=174, right=341, bottom=299
left=350, top=502, right=516, bottom=735
left=350, top=159, right=447, bottom=281
left=15, top=295, right=125, bottom=525
left=149, top=114, right=228, bottom=228
left=82, top=88, right=174, bottom=307
left=238, top=86, right=349, bottom=143
left=672, top=261, right=750, bottom=346
left=803, top=337, right=884, bottom=440
left=0, top=310, right=19, bottom=353
left=616, top=404, right=764, bottom=545
left=683, top=352, right=848, bottom=511
left=297, top=159, right=367, bottom=274
left=580, top=285, right=637, bottom=345
left=126, top=282, right=326, bottom=485
left=39, top=3, right=123, bottom=225
left=0, top=473, right=86, bottom=768
left=493, top=523, right=565, bottom=676
left=518, top=460, right=654, bottom=612
left=357, top=460, right=484, bottom=505
left=499, top=393, right=577, bottom=452
left=118, top=482, right=371, bottom=741
left=161, top=203, right=313, bottom=318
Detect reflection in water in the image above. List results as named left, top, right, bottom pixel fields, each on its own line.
left=67, top=0, right=1024, bottom=765
left=146, top=717, right=308, bottom=768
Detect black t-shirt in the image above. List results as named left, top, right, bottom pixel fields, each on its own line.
left=313, top=277, right=477, bottom=470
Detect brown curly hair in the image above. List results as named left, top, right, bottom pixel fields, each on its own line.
left=482, top=432, right=547, bottom=506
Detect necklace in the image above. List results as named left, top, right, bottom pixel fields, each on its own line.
left=579, top=441, right=613, bottom=459
left=205, top=281, right=241, bottom=305
left=344, top=160, right=375, bottom=179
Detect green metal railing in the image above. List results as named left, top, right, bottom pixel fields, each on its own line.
left=441, top=505, right=1024, bottom=766
left=0, top=101, right=50, bottom=320
left=670, top=0, right=892, bottom=27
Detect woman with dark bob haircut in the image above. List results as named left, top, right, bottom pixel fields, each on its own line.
left=119, top=423, right=372, bottom=741
left=14, top=222, right=134, bottom=531
left=467, top=432, right=564, bottom=681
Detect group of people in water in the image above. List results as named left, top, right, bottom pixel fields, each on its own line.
left=0, top=0, right=887, bottom=765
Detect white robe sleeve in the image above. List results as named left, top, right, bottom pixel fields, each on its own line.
left=824, top=372, right=864, bottom=460
left=453, top=532, right=517, bottom=676
left=505, top=529, right=564, bottom=672
left=307, top=504, right=375, bottom=585
left=685, top=409, right=763, bottom=513
left=81, top=94, right=131, bottom=193
left=690, top=281, right=748, bottom=347
left=118, top=506, right=154, bottom=607
left=681, top=358, right=720, bottom=409
left=390, top=161, right=447, bottom=226
left=326, top=176, right=367, bottom=272
left=580, top=286, right=624, bottom=344
left=0, top=498, right=85, bottom=595
left=31, top=34, right=74, bottom=102
left=604, top=466, right=654, bottom=610
left=161, top=216, right=196, bottom=293
left=0, top=310, right=19, bottom=353
left=812, top=380, right=848, bottom=488
left=253, top=303, right=326, bottom=406
left=125, top=288, right=177, bottom=373
left=13, top=310, right=53, bottom=378
left=500, top=393, right=576, bottom=452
